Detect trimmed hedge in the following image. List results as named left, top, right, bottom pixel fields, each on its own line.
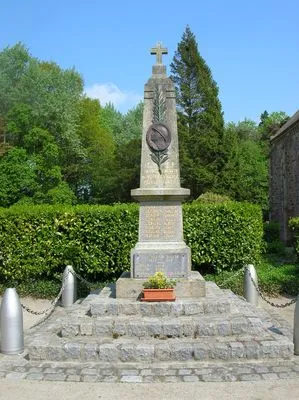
left=184, top=202, right=263, bottom=274
left=0, top=202, right=263, bottom=285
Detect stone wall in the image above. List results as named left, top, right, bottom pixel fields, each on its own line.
left=270, top=110, right=299, bottom=242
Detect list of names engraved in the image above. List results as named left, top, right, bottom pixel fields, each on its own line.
left=139, top=204, right=182, bottom=241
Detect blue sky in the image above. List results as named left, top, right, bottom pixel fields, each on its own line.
left=1, top=0, right=298, bottom=122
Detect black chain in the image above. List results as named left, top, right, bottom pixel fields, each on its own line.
left=20, top=268, right=71, bottom=315
left=245, top=266, right=297, bottom=308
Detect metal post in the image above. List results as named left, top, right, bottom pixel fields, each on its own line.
left=0, top=288, right=24, bottom=354
left=244, top=264, right=259, bottom=306
left=294, top=295, right=299, bottom=355
left=61, top=265, right=76, bottom=307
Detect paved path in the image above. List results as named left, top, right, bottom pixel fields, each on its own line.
left=0, top=378, right=299, bottom=400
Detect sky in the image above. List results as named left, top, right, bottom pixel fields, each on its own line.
left=1, top=0, right=299, bottom=122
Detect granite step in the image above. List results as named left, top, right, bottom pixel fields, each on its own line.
left=26, top=333, right=294, bottom=363
left=88, top=297, right=232, bottom=317
left=59, top=314, right=266, bottom=339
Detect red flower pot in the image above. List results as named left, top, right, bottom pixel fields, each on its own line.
left=141, top=288, right=176, bottom=302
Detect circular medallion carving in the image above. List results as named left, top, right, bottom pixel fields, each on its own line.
left=146, top=123, right=171, bottom=152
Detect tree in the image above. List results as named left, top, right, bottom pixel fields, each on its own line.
left=74, top=97, right=116, bottom=203
left=0, top=148, right=38, bottom=207
left=0, top=43, right=85, bottom=164
left=216, top=120, right=269, bottom=210
left=171, top=26, right=224, bottom=198
left=259, top=111, right=289, bottom=141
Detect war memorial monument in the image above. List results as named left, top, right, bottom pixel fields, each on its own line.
left=0, top=43, right=297, bottom=383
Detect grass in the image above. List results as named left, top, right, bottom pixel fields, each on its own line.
left=204, top=252, right=299, bottom=297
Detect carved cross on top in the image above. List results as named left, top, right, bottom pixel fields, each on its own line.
left=150, top=42, right=168, bottom=65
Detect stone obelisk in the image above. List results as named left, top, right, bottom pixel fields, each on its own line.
left=130, top=42, right=191, bottom=279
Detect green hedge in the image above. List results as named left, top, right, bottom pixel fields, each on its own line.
left=0, top=202, right=263, bottom=285
left=184, top=202, right=263, bottom=274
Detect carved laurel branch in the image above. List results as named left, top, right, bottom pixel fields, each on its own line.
left=153, top=86, right=166, bottom=124
left=150, top=149, right=169, bottom=174
left=150, top=86, right=168, bottom=174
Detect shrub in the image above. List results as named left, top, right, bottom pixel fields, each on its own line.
left=0, top=201, right=263, bottom=287
left=184, top=202, right=263, bottom=274
left=195, top=191, right=231, bottom=204
left=264, top=221, right=280, bottom=243
left=289, top=217, right=299, bottom=255
left=0, top=204, right=138, bottom=284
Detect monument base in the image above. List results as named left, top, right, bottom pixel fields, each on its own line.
left=115, top=270, right=206, bottom=299
left=131, top=245, right=191, bottom=279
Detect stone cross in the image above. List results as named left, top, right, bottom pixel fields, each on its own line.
left=150, top=42, right=168, bottom=65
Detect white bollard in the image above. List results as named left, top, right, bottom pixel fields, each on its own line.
left=294, top=295, right=299, bottom=355
left=0, top=288, right=24, bottom=354
left=244, top=264, right=259, bottom=306
left=61, top=265, right=77, bottom=307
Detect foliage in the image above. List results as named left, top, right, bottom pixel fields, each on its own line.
left=73, top=97, right=116, bottom=203
left=216, top=121, right=269, bottom=210
left=171, top=26, right=224, bottom=198
left=258, top=110, right=289, bottom=155
left=205, top=254, right=299, bottom=297
left=184, top=202, right=263, bottom=274
left=143, top=271, right=176, bottom=289
left=195, top=191, right=231, bottom=204
left=100, top=102, right=143, bottom=145
left=0, top=148, right=38, bottom=207
left=0, top=44, right=84, bottom=161
left=289, top=217, right=299, bottom=255
left=0, top=202, right=263, bottom=289
left=263, top=221, right=286, bottom=255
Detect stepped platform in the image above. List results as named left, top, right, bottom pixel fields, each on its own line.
left=0, top=281, right=298, bottom=383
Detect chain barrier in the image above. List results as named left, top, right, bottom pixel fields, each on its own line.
left=245, top=266, right=297, bottom=308
left=217, top=267, right=245, bottom=288
left=20, top=268, right=71, bottom=316
left=20, top=267, right=95, bottom=317
left=71, top=269, right=95, bottom=288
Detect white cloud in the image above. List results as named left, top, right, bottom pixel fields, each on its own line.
left=85, top=83, right=142, bottom=113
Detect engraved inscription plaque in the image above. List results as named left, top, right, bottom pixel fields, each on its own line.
left=139, top=204, right=182, bottom=242
left=133, top=252, right=188, bottom=278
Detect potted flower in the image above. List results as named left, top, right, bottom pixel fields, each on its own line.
left=141, top=271, right=176, bottom=302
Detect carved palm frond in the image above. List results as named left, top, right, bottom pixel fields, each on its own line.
left=152, top=86, right=166, bottom=123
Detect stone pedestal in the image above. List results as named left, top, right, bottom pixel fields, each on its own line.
left=116, top=271, right=206, bottom=300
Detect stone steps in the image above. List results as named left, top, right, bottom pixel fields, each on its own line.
left=23, top=282, right=295, bottom=375
left=59, top=314, right=266, bottom=339
left=88, top=298, right=231, bottom=317
left=27, top=333, right=293, bottom=363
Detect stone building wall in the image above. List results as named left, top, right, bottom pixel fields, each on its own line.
left=270, top=110, right=299, bottom=242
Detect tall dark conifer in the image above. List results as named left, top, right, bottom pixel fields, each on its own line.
left=171, top=26, right=224, bottom=198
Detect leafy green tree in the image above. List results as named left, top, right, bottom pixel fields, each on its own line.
left=171, top=26, right=224, bottom=198
left=259, top=111, right=289, bottom=141
left=216, top=120, right=268, bottom=210
left=99, top=102, right=143, bottom=145
left=0, top=43, right=85, bottom=164
left=75, top=97, right=116, bottom=203
left=113, top=138, right=141, bottom=202
left=0, top=43, right=31, bottom=116
left=257, top=111, right=289, bottom=157
left=0, top=148, right=38, bottom=207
